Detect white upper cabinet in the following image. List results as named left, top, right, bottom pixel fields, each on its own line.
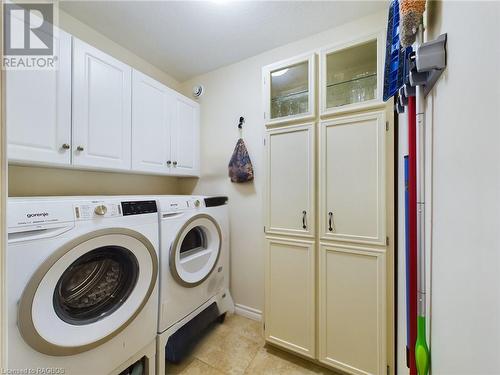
left=320, top=33, right=383, bottom=116
left=170, top=94, right=200, bottom=176
left=265, top=123, right=315, bottom=238
left=263, top=53, right=315, bottom=126
left=6, top=31, right=199, bottom=177
left=72, top=38, right=132, bottom=171
left=319, top=110, right=386, bottom=245
left=7, top=29, right=72, bottom=166
left=131, top=70, right=173, bottom=174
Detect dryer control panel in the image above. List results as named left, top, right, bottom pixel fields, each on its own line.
left=159, top=197, right=204, bottom=213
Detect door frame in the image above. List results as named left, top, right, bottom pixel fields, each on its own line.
left=1, top=30, right=7, bottom=369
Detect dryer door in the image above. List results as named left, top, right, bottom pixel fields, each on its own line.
left=18, top=228, right=158, bottom=356
left=170, top=213, right=222, bottom=287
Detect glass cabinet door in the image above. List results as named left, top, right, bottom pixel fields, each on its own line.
left=322, top=38, right=379, bottom=114
left=264, top=54, right=315, bottom=125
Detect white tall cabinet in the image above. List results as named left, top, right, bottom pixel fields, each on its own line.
left=263, top=31, right=394, bottom=375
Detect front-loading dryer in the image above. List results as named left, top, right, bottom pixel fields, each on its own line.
left=6, top=197, right=159, bottom=375
left=156, top=195, right=233, bottom=374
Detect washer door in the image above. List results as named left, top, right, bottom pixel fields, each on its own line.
left=170, top=214, right=221, bottom=287
left=18, top=228, right=158, bottom=356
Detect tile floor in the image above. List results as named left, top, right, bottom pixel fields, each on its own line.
left=165, top=314, right=339, bottom=375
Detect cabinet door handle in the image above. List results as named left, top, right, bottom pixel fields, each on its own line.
left=302, top=210, right=307, bottom=230
left=61, top=143, right=70, bottom=150
left=76, top=146, right=84, bottom=152
left=173, top=161, right=178, bottom=166
left=328, top=212, right=334, bottom=232
left=166, top=160, right=172, bottom=166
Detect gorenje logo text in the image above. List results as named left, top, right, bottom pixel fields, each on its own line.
left=3, top=2, right=58, bottom=70
left=27, top=212, right=49, bottom=218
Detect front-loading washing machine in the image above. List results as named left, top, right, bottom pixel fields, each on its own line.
left=6, top=196, right=159, bottom=375
left=156, top=195, right=233, bottom=374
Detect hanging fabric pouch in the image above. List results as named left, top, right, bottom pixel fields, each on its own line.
left=228, top=138, right=254, bottom=183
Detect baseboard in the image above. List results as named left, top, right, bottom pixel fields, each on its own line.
left=234, top=303, right=262, bottom=321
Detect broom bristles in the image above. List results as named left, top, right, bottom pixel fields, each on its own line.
left=400, top=0, right=426, bottom=47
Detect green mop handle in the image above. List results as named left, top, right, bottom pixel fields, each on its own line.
left=415, top=61, right=430, bottom=375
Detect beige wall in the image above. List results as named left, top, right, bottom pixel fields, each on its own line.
left=8, top=9, right=182, bottom=197
left=416, top=2, right=499, bottom=374
left=9, top=166, right=180, bottom=197
left=178, top=11, right=387, bottom=314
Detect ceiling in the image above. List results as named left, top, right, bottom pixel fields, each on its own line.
left=60, top=1, right=386, bottom=82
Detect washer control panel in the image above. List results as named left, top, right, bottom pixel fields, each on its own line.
left=75, top=202, right=121, bottom=219
left=75, top=200, right=157, bottom=219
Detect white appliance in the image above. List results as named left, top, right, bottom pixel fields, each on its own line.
left=6, top=197, right=160, bottom=375
left=156, top=195, right=233, bottom=373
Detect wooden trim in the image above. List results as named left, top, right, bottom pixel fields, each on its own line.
left=234, top=303, right=262, bottom=321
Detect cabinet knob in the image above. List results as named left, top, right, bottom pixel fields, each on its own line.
left=76, top=146, right=84, bottom=152
left=61, top=143, right=70, bottom=150
left=166, top=160, right=172, bottom=166
left=173, top=161, right=178, bottom=166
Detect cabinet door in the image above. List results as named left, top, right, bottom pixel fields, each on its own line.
left=319, top=243, right=386, bottom=375
left=263, top=53, right=315, bottom=126
left=6, top=29, right=72, bottom=166
left=265, top=123, right=314, bottom=238
left=72, top=38, right=132, bottom=170
left=265, top=237, right=315, bottom=358
left=170, top=94, right=199, bottom=176
left=319, top=111, right=386, bottom=245
left=319, top=32, right=384, bottom=116
left=131, top=70, right=173, bottom=174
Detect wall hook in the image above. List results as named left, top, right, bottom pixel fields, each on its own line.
left=238, top=116, right=245, bottom=129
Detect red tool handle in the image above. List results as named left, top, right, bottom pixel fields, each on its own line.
left=408, top=96, right=418, bottom=375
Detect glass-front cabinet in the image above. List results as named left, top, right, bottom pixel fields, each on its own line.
left=263, top=53, right=315, bottom=125
left=320, top=34, right=382, bottom=116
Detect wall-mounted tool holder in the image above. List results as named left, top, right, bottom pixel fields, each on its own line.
left=396, top=33, right=447, bottom=114
left=410, top=33, right=447, bottom=96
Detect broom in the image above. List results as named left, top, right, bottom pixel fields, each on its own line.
left=400, top=2, right=430, bottom=375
